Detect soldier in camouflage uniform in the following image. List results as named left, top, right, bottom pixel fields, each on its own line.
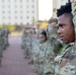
left=22, top=26, right=30, bottom=59
left=36, top=31, right=54, bottom=75
left=0, top=29, right=4, bottom=65
left=48, top=19, right=63, bottom=56
left=0, top=28, right=9, bottom=65
left=22, top=27, right=27, bottom=56
left=23, top=26, right=34, bottom=59
left=3, top=28, right=9, bottom=49
left=54, top=3, right=76, bottom=75
left=28, top=29, right=34, bottom=60
left=31, top=30, right=40, bottom=72
left=21, top=27, right=26, bottom=49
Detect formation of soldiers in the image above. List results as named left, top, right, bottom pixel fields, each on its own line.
left=0, top=28, right=9, bottom=66
left=22, top=2, right=76, bottom=75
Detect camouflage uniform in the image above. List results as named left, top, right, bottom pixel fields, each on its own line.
left=32, top=37, right=40, bottom=73
left=28, top=30, right=33, bottom=59
left=54, top=43, right=76, bottom=75
left=48, top=22, right=63, bottom=56
left=3, top=28, right=9, bottom=49
left=22, top=29, right=28, bottom=57
left=0, top=29, right=3, bottom=58
left=54, top=2, right=76, bottom=75
left=24, top=30, right=30, bottom=58
left=37, top=40, right=54, bottom=75
left=0, top=28, right=9, bottom=65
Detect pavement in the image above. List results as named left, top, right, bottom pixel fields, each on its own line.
left=0, top=35, right=37, bottom=75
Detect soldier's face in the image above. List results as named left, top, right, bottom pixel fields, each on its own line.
left=40, top=34, right=46, bottom=42
left=57, top=14, right=75, bottom=44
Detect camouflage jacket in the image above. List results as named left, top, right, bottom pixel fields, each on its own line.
left=38, top=40, right=55, bottom=73
left=55, top=43, right=76, bottom=75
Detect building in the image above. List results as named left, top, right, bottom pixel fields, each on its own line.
left=53, top=0, right=68, bottom=18
left=0, top=0, right=38, bottom=25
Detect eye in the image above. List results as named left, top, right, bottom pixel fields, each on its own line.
left=59, top=24, right=65, bottom=28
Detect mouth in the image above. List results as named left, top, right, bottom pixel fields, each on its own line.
left=59, top=36, right=64, bottom=40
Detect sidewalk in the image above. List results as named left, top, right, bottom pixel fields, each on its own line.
left=0, top=35, right=37, bottom=75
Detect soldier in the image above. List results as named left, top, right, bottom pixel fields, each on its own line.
left=54, top=3, right=76, bottom=75
left=31, top=30, right=40, bottom=72
left=23, top=27, right=30, bottom=58
left=3, top=28, right=9, bottom=49
left=0, top=28, right=4, bottom=65
left=37, top=31, right=54, bottom=75
left=22, top=27, right=27, bottom=57
left=48, top=18, right=63, bottom=56
left=21, top=27, right=27, bottom=49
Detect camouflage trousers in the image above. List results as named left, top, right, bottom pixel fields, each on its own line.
left=0, top=44, right=3, bottom=58
left=34, top=62, right=44, bottom=75
left=24, top=45, right=30, bottom=58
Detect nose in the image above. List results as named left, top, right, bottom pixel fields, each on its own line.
left=57, top=28, right=62, bottom=34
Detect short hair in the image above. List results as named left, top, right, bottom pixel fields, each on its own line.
left=57, top=3, right=74, bottom=26
left=57, top=3, right=72, bottom=17
left=41, top=31, right=47, bottom=37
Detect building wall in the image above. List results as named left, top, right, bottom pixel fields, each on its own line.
left=0, top=0, right=38, bottom=25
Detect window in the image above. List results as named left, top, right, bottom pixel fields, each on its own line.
left=26, top=0, right=29, bottom=2
left=14, top=0, right=17, bottom=2
left=15, top=11, right=17, bottom=13
left=32, top=11, right=34, bottom=13
left=8, top=11, right=11, bottom=13
left=32, top=5, right=34, bottom=8
left=26, top=5, right=29, bottom=8
left=2, top=5, right=5, bottom=8
left=20, top=16, right=23, bottom=19
left=27, top=16, right=29, bottom=19
left=3, top=16, right=5, bottom=19
left=8, top=16, right=11, bottom=19
left=20, top=0, right=22, bottom=2
left=2, top=0, right=5, bottom=2
left=32, top=0, right=34, bottom=2
left=20, top=11, right=23, bottom=13
left=27, top=11, right=29, bottom=13
left=2, top=11, right=5, bottom=13
left=8, top=5, right=11, bottom=8
left=15, top=16, right=17, bottom=19
left=15, top=6, right=17, bottom=8
left=20, top=5, right=22, bottom=8
left=8, top=0, right=10, bottom=2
